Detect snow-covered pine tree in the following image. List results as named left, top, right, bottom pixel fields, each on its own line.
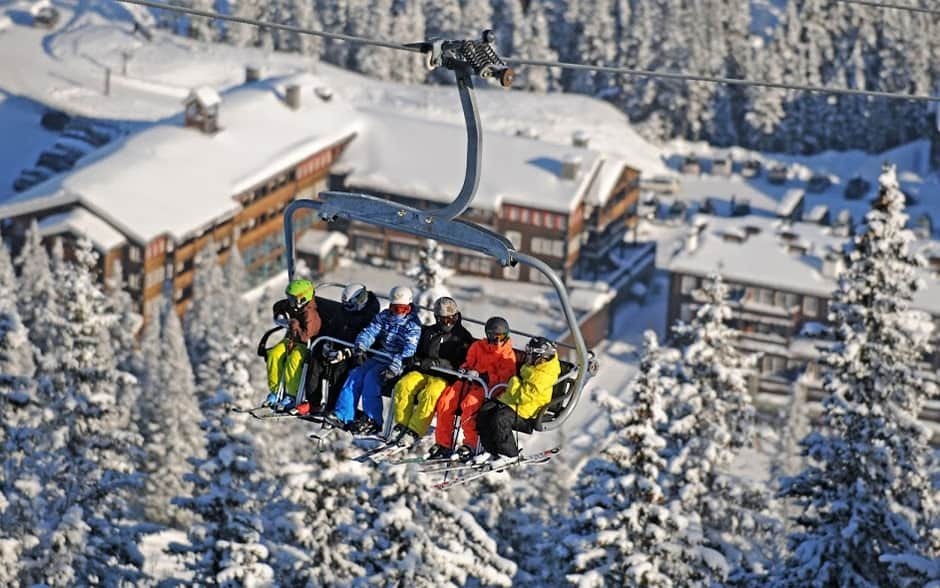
left=565, top=332, right=706, bottom=586
left=774, top=164, right=940, bottom=587
left=466, top=462, right=571, bottom=586
left=0, top=235, right=33, bottom=384
left=389, top=0, right=427, bottom=84
left=665, top=274, right=759, bottom=582
left=14, top=220, right=57, bottom=357
left=20, top=239, right=145, bottom=586
left=348, top=0, right=395, bottom=79
left=185, top=241, right=232, bottom=392
left=513, top=2, right=558, bottom=93
left=105, top=260, right=144, bottom=376
left=406, top=239, right=452, bottom=323
left=139, top=288, right=205, bottom=528
left=270, top=439, right=516, bottom=585
left=171, top=334, right=275, bottom=586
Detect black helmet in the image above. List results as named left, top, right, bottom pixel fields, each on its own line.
left=484, top=316, right=510, bottom=344
left=525, top=337, right=556, bottom=364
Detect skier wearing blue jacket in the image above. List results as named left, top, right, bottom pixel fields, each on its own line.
left=323, top=285, right=422, bottom=435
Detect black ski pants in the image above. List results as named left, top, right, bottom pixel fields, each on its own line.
left=477, top=399, right=537, bottom=458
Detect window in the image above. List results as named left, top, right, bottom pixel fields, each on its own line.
left=356, top=236, right=385, bottom=257
left=503, top=264, right=520, bottom=280
left=774, top=291, right=786, bottom=308
left=803, top=296, right=818, bottom=316
left=785, top=292, right=799, bottom=308
left=127, top=273, right=141, bottom=290
left=458, top=255, right=491, bottom=274
left=128, top=246, right=141, bottom=263
left=532, top=211, right=542, bottom=227
left=390, top=242, right=418, bottom=262
left=556, top=215, right=567, bottom=231
left=760, top=288, right=774, bottom=305
left=520, top=209, right=530, bottom=224
left=681, top=275, right=697, bottom=294
left=680, top=303, right=692, bottom=322
left=506, top=206, right=518, bottom=222
left=505, top=230, right=522, bottom=248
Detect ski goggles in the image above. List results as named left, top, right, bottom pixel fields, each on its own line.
left=436, top=314, right=458, bottom=326
left=287, top=294, right=305, bottom=309
left=389, top=303, right=411, bottom=316
left=485, top=332, right=508, bottom=344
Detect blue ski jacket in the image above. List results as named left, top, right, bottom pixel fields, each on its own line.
left=355, top=308, right=422, bottom=375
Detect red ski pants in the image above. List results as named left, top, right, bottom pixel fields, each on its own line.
left=434, top=382, right=485, bottom=450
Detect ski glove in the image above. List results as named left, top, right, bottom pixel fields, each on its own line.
left=459, top=368, right=480, bottom=380
left=353, top=347, right=368, bottom=366
left=387, top=357, right=403, bottom=376
left=380, top=368, right=399, bottom=382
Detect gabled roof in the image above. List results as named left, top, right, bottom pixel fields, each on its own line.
left=335, top=106, right=613, bottom=214
left=37, top=207, right=125, bottom=251
left=0, top=74, right=361, bottom=244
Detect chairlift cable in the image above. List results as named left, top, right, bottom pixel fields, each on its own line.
left=836, top=0, right=940, bottom=16
left=116, top=0, right=940, bottom=103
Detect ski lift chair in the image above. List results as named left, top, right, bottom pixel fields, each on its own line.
left=279, top=31, right=597, bottom=434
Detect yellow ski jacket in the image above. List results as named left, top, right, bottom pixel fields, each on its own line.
left=497, top=355, right=561, bottom=419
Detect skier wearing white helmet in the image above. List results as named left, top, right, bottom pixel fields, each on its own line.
left=322, top=285, right=422, bottom=435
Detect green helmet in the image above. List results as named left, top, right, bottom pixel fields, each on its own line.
left=286, top=279, right=315, bottom=309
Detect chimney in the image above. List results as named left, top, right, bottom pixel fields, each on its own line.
left=315, top=86, right=333, bottom=101
left=285, top=84, right=301, bottom=110
left=572, top=130, right=590, bottom=148
left=822, top=250, right=844, bottom=278
left=561, top=155, right=581, bottom=180
left=245, top=65, right=261, bottom=83
left=183, top=86, right=221, bottom=134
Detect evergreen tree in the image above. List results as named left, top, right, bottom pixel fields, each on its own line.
left=185, top=242, right=231, bottom=392
left=0, top=237, right=33, bottom=384
left=389, top=0, right=427, bottom=84
left=406, top=239, right=451, bottom=323
left=775, top=165, right=940, bottom=587
left=514, top=2, right=558, bottom=92
left=270, top=439, right=516, bottom=585
left=14, top=221, right=56, bottom=356
left=140, top=289, right=205, bottom=528
left=172, top=334, right=275, bottom=586
left=105, top=260, right=143, bottom=376
left=20, top=239, right=145, bottom=586
left=665, top=274, right=757, bottom=581
left=565, top=332, right=707, bottom=586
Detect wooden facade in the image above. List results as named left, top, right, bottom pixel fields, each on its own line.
left=6, top=138, right=353, bottom=322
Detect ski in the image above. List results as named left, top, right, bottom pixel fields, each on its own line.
left=231, top=405, right=294, bottom=420
left=433, top=447, right=560, bottom=490
left=354, top=442, right=409, bottom=463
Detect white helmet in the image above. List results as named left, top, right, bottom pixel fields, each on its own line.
left=389, top=285, right=413, bottom=305
left=341, top=283, right=369, bottom=311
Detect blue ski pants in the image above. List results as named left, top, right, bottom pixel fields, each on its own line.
left=333, top=358, right=386, bottom=425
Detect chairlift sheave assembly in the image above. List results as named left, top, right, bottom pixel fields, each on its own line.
left=282, top=30, right=598, bottom=431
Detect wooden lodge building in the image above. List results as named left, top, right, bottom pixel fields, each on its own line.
left=0, top=73, right=648, bottom=324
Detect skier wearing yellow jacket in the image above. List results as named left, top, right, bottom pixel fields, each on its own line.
left=476, top=337, right=560, bottom=461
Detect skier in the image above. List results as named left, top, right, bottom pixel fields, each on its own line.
left=264, top=279, right=322, bottom=411
left=321, top=285, right=422, bottom=435
left=294, top=283, right=380, bottom=416
left=428, top=316, right=517, bottom=462
left=390, top=296, right=474, bottom=447
left=475, top=337, right=560, bottom=463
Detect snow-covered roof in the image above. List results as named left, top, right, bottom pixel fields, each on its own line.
left=296, top=229, right=348, bottom=258
left=667, top=214, right=940, bottom=316
left=336, top=106, right=610, bottom=214
left=0, top=75, right=361, bottom=244
left=186, top=86, right=221, bottom=109
left=37, top=207, right=126, bottom=251
left=776, top=188, right=804, bottom=217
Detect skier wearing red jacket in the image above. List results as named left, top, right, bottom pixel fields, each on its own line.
left=428, top=316, right=517, bottom=462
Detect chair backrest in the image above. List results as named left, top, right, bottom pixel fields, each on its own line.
left=532, top=360, right=577, bottom=430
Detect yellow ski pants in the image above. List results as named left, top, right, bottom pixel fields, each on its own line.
left=393, top=371, right=449, bottom=436
left=266, top=339, right=307, bottom=397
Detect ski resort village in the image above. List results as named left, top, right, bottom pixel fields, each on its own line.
left=1, top=0, right=938, bottom=586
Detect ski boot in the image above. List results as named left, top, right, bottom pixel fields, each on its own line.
left=318, top=413, right=347, bottom=430
left=351, top=416, right=381, bottom=437
left=277, top=395, right=296, bottom=412
left=427, top=444, right=453, bottom=460
left=391, top=425, right=420, bottom=448
left=455, top=444, right=476, bottom=463
left=295, top=402, right=321, bottom=417
left=263, top=392, right=279, bottom=408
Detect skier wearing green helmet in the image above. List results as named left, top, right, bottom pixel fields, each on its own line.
left=265, top=278, right=322, bottom=411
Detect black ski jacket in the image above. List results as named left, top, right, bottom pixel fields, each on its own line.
left=316, top=291, right=381, bottom=344
left=412, top=314, right=474, bottom=379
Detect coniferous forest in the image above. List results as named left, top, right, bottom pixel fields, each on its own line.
left=160, top=0, right=940, bottom=154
